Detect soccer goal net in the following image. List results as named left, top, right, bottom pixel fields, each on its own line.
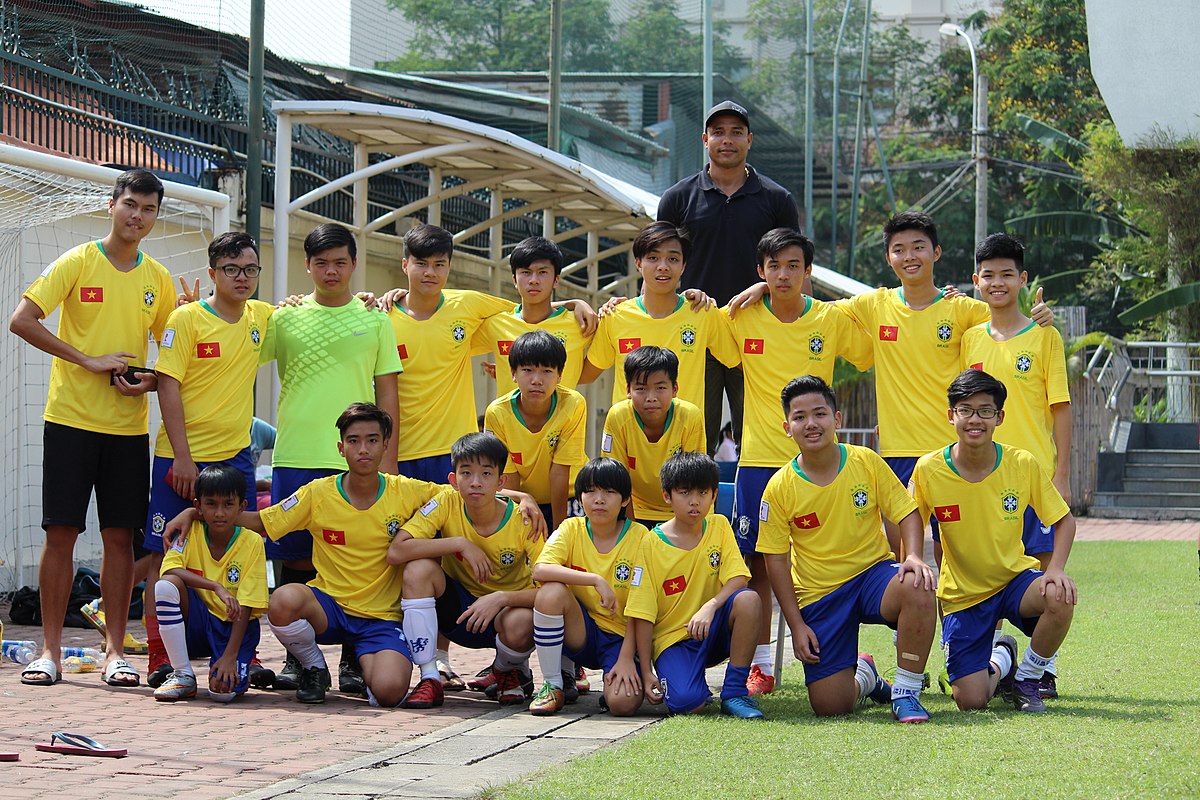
left=0, top=143, right=229, bottom=593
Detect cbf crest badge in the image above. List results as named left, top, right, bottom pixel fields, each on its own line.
left=1015, top=351, right=1034, bottom=375
left=850, top=482, right=870, bottom=516
left=680, top=324, right=698, bottom=350
left=1000, top=488, right=1021, bottom=519
left=936, top=319, right=953, bottom=344
left=385, top=516, right=403, bottom=540
left=808, top=332, right=825, bottom=356
left=451, top=319, right=467, bottom=343
left=226, top=563, right=242, bottom=586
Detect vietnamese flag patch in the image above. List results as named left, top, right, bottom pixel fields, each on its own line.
left=196, top=342, right=221, bottom=358
left=397, top=344, right=408, bottom=360
left=619, top=337, right=641, bottom=353
left=511, top=452, right=523, bottom=465
left=793, top=512, right=820, bottom=529
left=627, top=456, right=636, bottom=470
left=498, top=340, right=513, bottom=355
left=322, top=529, right=346, bottom=545
left=80, top=287, right=104, bottom=302
left=935, top=505, right=961, bottom=522
left=663, top=575, right=687, bottom=595
left=743, top=338, right=764, bottom=354
left=970, top=362, right=983, bottom=370
left=879, top=325, right=898, bottom=341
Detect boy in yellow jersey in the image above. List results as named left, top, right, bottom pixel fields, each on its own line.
left=484, top=331, right=588, bottom=530
left=10, top=169, right=176, bottom=687
left=166, top=403, right=443, bottom=706
left=625, top=452, right=763, bottom=719
left=261, top=223, right=402, bottom=696
left=961, top=234, right=1072, bottom=699
left=911, top=370, right=1077, bottom=714
left=389, top=433, right=542, bottom=708
left=581, top=222, right=738, bottom=409
left=757, top=377, right=936, bottom=723
left=600, top=346, right=704, bottom=526
left=142, top=232, right=273, bottom=688
left=153, top=465, right=268, bottom=703
left=475, top=236, right=594, bottom=397
left=725, top=228, right=873, bottom=695
left=528, top=458, right=649, bottom=716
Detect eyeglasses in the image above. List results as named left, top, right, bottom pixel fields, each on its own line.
left=219, top=265, right=261, bottom=278
left=953, top=406, right=998, bottom=419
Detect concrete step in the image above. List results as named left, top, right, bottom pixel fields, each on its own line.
left=1125, top=449, right=1200, bottom=466
left=1093, top=491, right=1200, bottom=510
left=1125, top=463, right=1200, bottom=480
left=1088, top=505, right=1200, bottom=521
left=1120, top=478, right=1200, bottom=495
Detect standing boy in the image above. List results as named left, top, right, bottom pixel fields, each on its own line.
left=725, top=228, right=872, bottom=694
left=389, top=433, right=542, bottom=709
left=262, top=223, right=402, bottom=694
left=600, top=346, right=705, bottom=526
left=143, top=232, right=273, bottom=686
left=475, top=236, right=594, bottom=397
left=10, top=169, right=176, bottom=687
left=154, top=465, right=268, bottom=702
left=483, top=331, right=588, bottom=530
left=758, top=377, right=936, bottom=722
left=910, top=370, right=1077, bottom=713
left=961, top=233, right=1072, bottom=698
left=582, top=222, right=738, bottom=410
left=625, top=452, right=764, bottom=719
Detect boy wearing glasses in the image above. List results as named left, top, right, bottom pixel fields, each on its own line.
left=910, top=369, right=1077, bottom=714
left=143, top=232, right=275, bottom=684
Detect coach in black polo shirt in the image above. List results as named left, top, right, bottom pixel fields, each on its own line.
left=657, top=100, right=802, bottom=453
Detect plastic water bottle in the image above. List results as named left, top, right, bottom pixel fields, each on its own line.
left=60, top=646, right=102, bottom=660
left=62, top=655, right=98, bottom=673
left=2, top=640, right=37, bottom=664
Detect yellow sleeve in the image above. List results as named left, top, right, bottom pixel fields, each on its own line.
left=623, top=539, right=658, bottom=623
left=967, top=298, right=991, bottom=327
left=23, top=247, right=82, bottom=317
left=524, top=528, right=545, bottom=563
left=402, top=490, right=454, bottom=539
left=909, top=459, right=932, bottom=526
left=835, top=309, right=874, bottom=371
left=536, top=522, right=574, bottom=566
left=151, top=268, right=176, bottom=343
left=153, top=306, right=195, bottom=382
left=715, top=518, right=751, bottom=582
left=259, top=484, right=315, bottom=541
left=236, top=536, right=270, bottom=610
left=600, top=407, right=626, bottom=463
left=483, top=402, right=517, bottom=475
left=587, top=314, right=617, bottom=369
left=715, top=307, right=743, bottom=368
left=471, top=315, right=497, bottom=357
left=873, top=452, right=918, bottom=523
left=1045, top=329, right=1071, bottom=406
left=705, top=307, right=740, bottom=368
left=466, top=292, right=517, bottom=355
left=552, top=395, right=587, bottom=466
left=681, top=405, right=706, bottom=453
left=755, top=475, right=791, bottom=555
left=835, top=292, right=872, bottom=330
left=1028, top=455, right=1071, bottom=525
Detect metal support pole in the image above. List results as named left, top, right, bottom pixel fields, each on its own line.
left=803, top=1, right=814, bottom=239
left=428, top=166, right=442, bottom=227
left=830, top=0, right=855, bottom=270
left=489, top=191, right=503, bottom=295
left=245, top=0, right=265, bottom=243
left=975, top=74, right=989, bottom=248
left=867, top=98, right=897, bottom=214
left=548, top=0, right=562, bottom=152
left=543, top=210, right=555, bottom=239
left=847, top=0, right=872, bottom=279
left=272, top=112, right=292, bottom=305
left=352, top=142, right=368, bottom=293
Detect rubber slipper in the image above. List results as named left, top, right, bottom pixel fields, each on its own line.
left=102, top=658, right=140, bottom=687
left=20, top=657, right=60, bottom=686
left=438, top=665, right=466, bottom=691
left=35, top=732, right=126, bottom=758
left=0, top=752, right=18, bottom=762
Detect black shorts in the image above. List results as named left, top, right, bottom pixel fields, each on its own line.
left=42, top=421, right=149, bottom=532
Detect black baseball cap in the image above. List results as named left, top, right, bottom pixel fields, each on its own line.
left=705, top=100, right=750, bottom=131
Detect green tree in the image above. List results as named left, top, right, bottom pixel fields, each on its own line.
left=380, top=0, right=616, bottom=72
left=611, top=0, right=742, bottom=74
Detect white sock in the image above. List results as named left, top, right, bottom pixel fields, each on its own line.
left=533, top=611, right=565, bottom=689
left=752, top=644, right=773, bottom=675
left=1014, top=646, right=1051, bottom=682
left=269, top=619, right=327, bottom=669
left=891, top=667, right=924, bottom=699
left=154, top=580, right=194, bottom=677
left=495, top=637, right=532, bottom=674
left=854, top=657, right=876, bottom=700
left=989, top=643, right=1014, bottom=680
left=401, top=598, right=440, bottom=680
left=1045, top=652, right=1058, bottom=677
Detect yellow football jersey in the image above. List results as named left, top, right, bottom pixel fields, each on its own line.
left=727, top=297, right=873, bottom=467
left=911, top=443, right=1070, bottom=614
left=600, top=398, right=705, bottom=522
left=961, top=322, right=1071, bottom=476
left=757, top=444, right=917, bottom=607
left=839, top=288, right=990, bottom=457
left=586, top=297, right=739, bottom=408
left=483, top=387, right=588, bottom=505
left=260, top=473, right=441, bottom=620
left=536, top=517, right=649, bottom=635
left=473, top=306, right=593, bottom=397
left=402, top=488, right=542, bottom=598
left=162, top=521, right=269, bottom=620
left=390, top=290, right=515, bottom=460
left=624, top=515, right=750, bottom=659
left=23, top=241, right=176, bottom=435
left=154, top=299, right=274, bottom=461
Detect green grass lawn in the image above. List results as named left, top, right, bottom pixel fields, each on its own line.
left=497, top=541, right=1200, bottom=800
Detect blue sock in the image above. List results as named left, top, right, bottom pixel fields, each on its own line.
left=722, top=665, right=750, bottom=700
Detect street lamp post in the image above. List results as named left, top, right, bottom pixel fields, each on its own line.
left=939, top=23, right=988, bottom=249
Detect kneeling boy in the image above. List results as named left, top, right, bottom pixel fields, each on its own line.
left=625, top=452, right=763, bottom=719
left=389, top=433, right=541, bottom=708
left=154, top=465, right=268, bottom=702
left=911, top=369, right=1077, bottom=713
left=758, top=376, right=937, bottom=722
left=529, top=457, right=649, bottom=715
